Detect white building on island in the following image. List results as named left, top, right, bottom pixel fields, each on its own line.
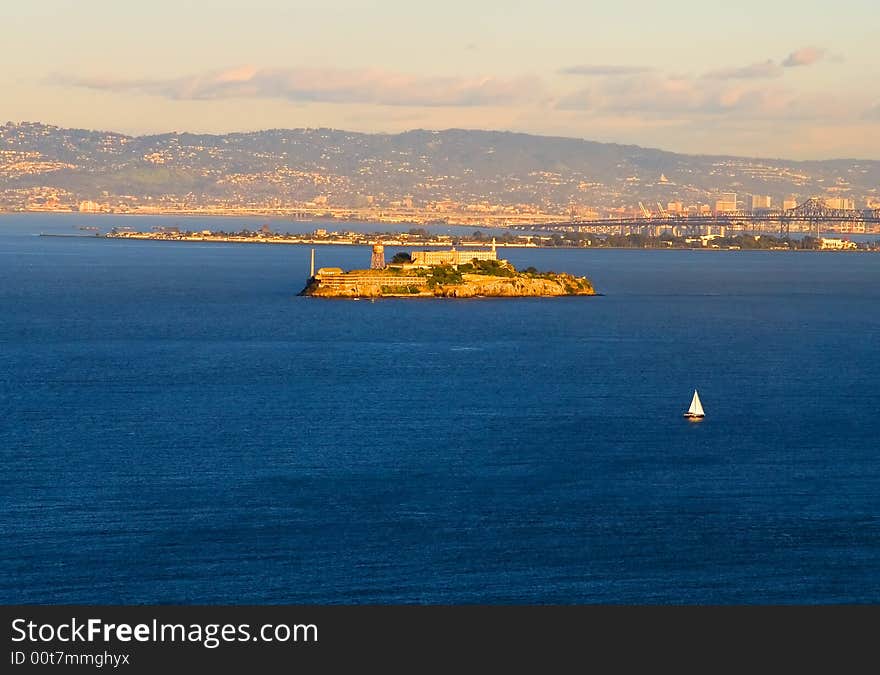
left=409, top=240, right=499, bottom=267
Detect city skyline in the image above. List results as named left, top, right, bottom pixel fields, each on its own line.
left=4, top=1, right=879, bottom=160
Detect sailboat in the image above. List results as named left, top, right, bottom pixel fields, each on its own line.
left=683, top=390, right=705, bottom=420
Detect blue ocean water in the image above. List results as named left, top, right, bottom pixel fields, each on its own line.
left=1, top=214, right=879, bottom=604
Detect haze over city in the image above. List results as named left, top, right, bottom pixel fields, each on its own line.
left=4, top=0, right=879, bottom=159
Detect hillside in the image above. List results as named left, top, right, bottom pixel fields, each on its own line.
left=2, top=122, right=878, bottom=213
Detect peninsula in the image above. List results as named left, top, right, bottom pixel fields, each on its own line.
left=300, top=243, right=595, bottom=298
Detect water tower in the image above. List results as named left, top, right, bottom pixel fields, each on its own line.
left=370, top=244, right=385, bottom=269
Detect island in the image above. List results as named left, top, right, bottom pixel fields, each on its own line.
left=93, top=226, right=879, bottom=251
left=300, top=243, right=595, bottom=298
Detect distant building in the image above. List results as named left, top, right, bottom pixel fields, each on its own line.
left=783, top=197, right=799, bottom=211
left=410, top=242, right=498, bottom=267
left=823, top=197, right=855, bottom=210
left=714, top=192, right=737, bottom=213
left=78, top=200, right=101, bottom=213
left=313, top=268, right=423, bottom=288
left=820, top=237, right=857, bottom=250
left=751, top=195, right=772, bottom=211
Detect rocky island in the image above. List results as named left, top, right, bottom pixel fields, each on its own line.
left=300, top=243, right=595, bottom=298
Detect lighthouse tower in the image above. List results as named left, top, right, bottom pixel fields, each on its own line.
left=370, top=244, right=386, bottom=269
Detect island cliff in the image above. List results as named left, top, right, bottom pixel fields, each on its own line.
left=300, top=251, right=595, bottom=298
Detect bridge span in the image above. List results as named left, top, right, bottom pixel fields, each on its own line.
left=514, top=198, right=880, bottom=237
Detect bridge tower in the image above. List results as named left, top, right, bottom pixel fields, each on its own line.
left=779, top=218, right=791, bottom=241
left=371, top=244, right=386, bottom=269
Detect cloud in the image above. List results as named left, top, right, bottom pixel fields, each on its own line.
left=863, top=104, right=880, bottom=120
left=558, top=65, right=654, bottom=76
left=695, top=46, right=837, bottom=81
left=702, top=60, right=783, bottom=80
left=53, top=66, right=545, bottom=108
left=782, top=46, right=826, bottom=67
left=556, top=72, right=815, bottom=120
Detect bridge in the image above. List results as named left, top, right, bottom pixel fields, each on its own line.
left=514, top=198, right=880, bottom=238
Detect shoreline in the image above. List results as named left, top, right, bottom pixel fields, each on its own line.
left=0, top=208, right=550, bottom=229
left=36, top=232, right=879, bottom=252
left=303, top=293, right=604, bottom=299
left=9, top=210, right=880, bottom=237
left=301, top=268, right=596, bottom=299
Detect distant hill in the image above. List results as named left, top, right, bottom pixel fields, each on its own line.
left=2, top=121, right=878, bottom=211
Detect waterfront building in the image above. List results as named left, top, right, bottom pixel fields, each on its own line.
left=820, top=237, right=857, bottom=250
left=78, top=200, right=101, bottom=212
left=314, top=270, right=424, bottom=286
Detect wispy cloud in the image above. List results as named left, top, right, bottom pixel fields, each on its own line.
left=52, top=66, right=545, bottom=108
left=556, top=72, right=826, bottom=120
left=782, top=46, right=826, bottom=67
left=702, top=60, right=783, bottom=80
left=558, top=65, right=654, bottom=76
left=863, top=104, right=880, bottom=120
left=556, top=46, right=844, bottom=119
left=704, top=46, right=835, bottom=80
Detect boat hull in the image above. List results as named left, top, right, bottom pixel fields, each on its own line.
left=683, top=413, right=705, bottom=421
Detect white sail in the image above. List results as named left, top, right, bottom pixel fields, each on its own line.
left=688, top=390, right=704, bottom=416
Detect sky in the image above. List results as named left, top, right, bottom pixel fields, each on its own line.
left=3, top=0, right=879, bottom=159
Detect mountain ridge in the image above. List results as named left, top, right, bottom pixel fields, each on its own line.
left=2, top=121, right=878, bottom=213
left=9, top=120, right=877, bottom=164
